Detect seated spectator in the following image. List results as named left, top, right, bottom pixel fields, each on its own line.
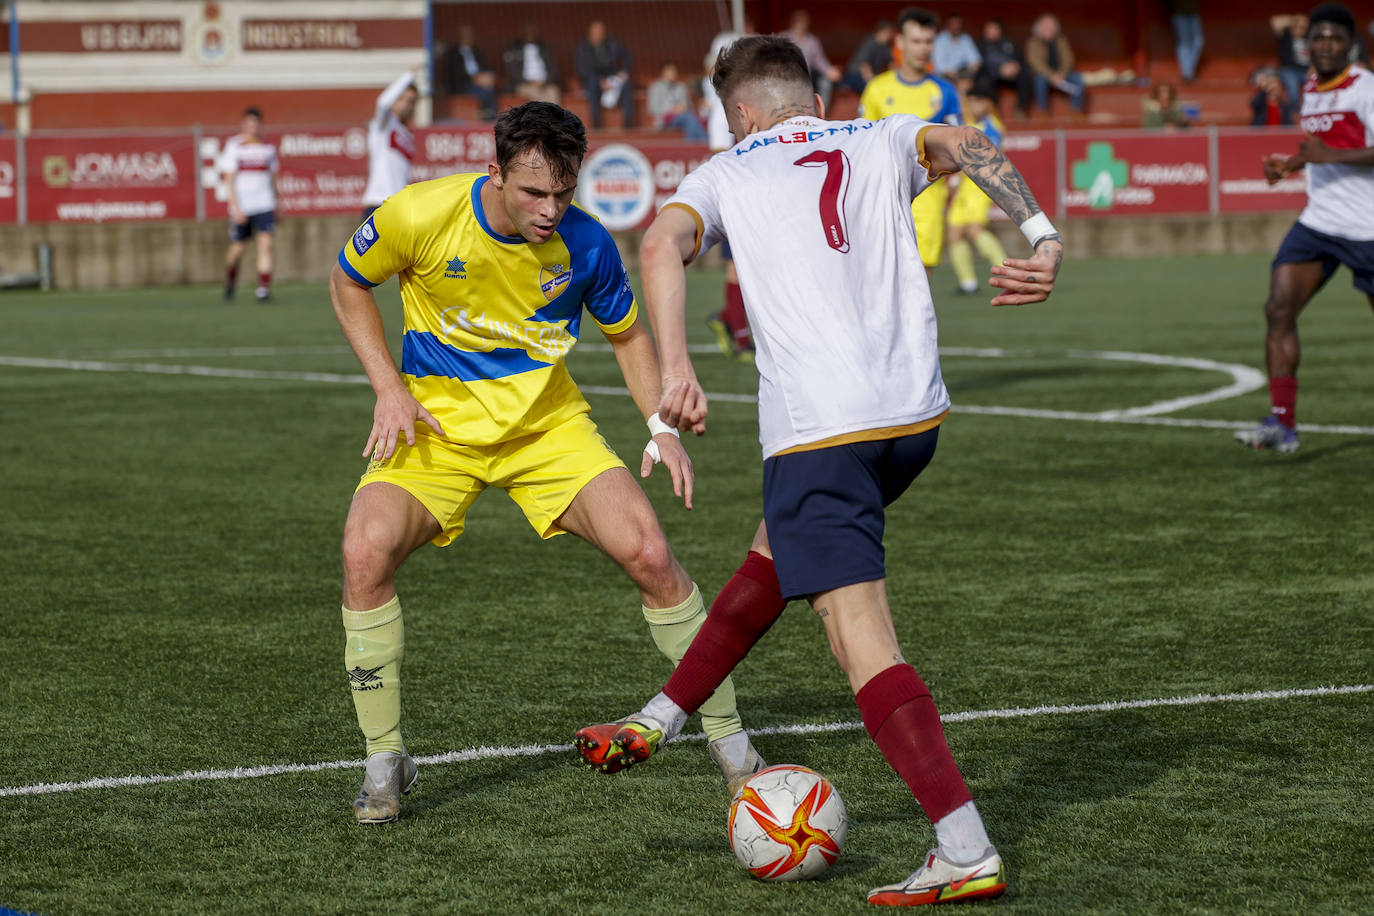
left=933, top=14, right=981, bottom=85
left=504, top=24, right=560, bottom=103
left=780, top=10, right=842, bottom=109
left=1271, top=14, right=1310, bottom=109
left=1026, top=13, right=1086, bottom=115
left=1249, top=66, right=1296, bottom=126
left=648, top=63, right=707, bottom=142
left=842, top=20, right=895, bottom=93
left=1141, top=82, right=1190, bottom=129
left=976, top=19, right=1031, bottom=119
left=443, top=25, right=497, bottom=120
left=576, top=20, right=635, bottom=129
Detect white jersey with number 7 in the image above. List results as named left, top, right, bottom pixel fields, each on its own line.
left=664, top=114, right=950, bottom=459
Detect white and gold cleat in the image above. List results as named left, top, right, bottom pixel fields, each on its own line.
left=708, top=733, right=767, bottom=799
left=353, top=750, right=418, bottom=825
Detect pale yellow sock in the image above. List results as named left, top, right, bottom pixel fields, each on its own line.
left=950, top=239, right=978, bottom=291
left=342, top=596, right=405, bottom=757
left=642, top=583, right=743, bottom=742
left=974, top=229, right=1008, bottom=268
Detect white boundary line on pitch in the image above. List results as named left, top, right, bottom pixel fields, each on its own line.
left=2, top=683, right=1368, bottom=800
left=4, top=350, right=1373, bottom=436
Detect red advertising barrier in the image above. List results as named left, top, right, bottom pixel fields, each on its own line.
left=1063, top=132, right=1211, bottom=217
left=5, top=125, right=1318, bottom=226
left=1216, top=128, right=1307, bottom=213
left=27, top=132, right=197, bottom=223
left=0, top=137, right=17, bottom=224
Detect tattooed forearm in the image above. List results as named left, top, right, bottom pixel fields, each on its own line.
left=955, top=129, right=1041, bottom=225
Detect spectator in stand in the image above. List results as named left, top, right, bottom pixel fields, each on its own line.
left=933, top=14, right=981, bottom=85
left=842, top=20, right=895, bottom=93
left=976, top=19, right=1032, bottom=119
left=504, top=23, right=560, bottom=104
left=1169, top=0, right=1205, bottom=84
left=1026, top=13, right=1086, bottom=116
left=780, top=10, right=842, bottom=109
left=648, top=63, right=707, bottom=142
left=444, top=25, right=498, bottom=121
left=1249, top=66, right=1296, bottom=126
left=1141, top=82, right=1190, bottom=129
left=1271, top=14, right=1311, bottom=109
left=576, top=20, right=635, bottom=129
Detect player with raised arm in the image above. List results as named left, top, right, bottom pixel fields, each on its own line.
left=574, top=37, right=1063, bottom=906
left=220, top=107, right=279, bottom=302
left=1235, top=2, right=1374, bottom=454
left=330, top=102, right=764, bottom=825
left=361, top=69, right=420, bottom=220
left=860, top=7, right=962, bottom=274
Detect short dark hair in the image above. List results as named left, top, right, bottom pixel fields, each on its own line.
left=967, top=79, right=998, bottom=102
left=711, top=35, right=811, bottom=101
left=1308, top=2, right=1356, bottom=36
left=243, top=106, right=263, bottom=120
left=493, top=101, right=587, bottom=188
left=897, top=7, right=940, bottom=33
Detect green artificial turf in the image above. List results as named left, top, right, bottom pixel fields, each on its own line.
left=1, top=254, right=1370, bottom=914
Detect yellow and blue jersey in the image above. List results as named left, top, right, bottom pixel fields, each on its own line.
left=974, top=113, right=1004, bottom=148
left=859, top=70, right=962, bottom=125
left=337, top=172, right=637, bottom=446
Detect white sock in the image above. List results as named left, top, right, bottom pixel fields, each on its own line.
left=933, top=801, right=993, bottom=864
left=639, top=691, right=688, bottom=740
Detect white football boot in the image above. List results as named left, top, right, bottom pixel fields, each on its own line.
left=353, top=750, right=418, bottom=825
left=867, top=847, right=1006, bottom=906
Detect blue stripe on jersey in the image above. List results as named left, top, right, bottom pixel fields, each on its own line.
left=550, top=205, right=636, bottom=329
left=471, top=175, right=525, bottom=245
left=401, top=330, right=552, bottom=381
left=336, top=250, right=379, bottom=288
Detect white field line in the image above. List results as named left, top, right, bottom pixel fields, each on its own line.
left=2, top=350, right=1371, bottom=436
left=1, top=683, right=1368, bottom=800
left=95, top=343, right=721, bottom=359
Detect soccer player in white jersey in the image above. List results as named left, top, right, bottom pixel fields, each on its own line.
left=1235, top=2, right=1374, bottom=454
left=575, top=36, right=1063, bottom=906
left=220, top=107, right=279, bottom=302
left=361, top=70, right=420, bottom=220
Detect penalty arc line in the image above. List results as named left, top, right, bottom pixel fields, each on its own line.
left=1, top=683, right=1368, bottom=800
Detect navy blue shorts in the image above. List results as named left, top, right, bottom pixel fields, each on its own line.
left=762, top=427, right=940, bottom=600
left=229, top=210, right=275, bottom=242
left=1273, top=221, right=1374, bottom=295
left=720, top=238, right=733, bottom=261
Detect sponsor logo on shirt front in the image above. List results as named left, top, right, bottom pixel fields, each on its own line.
left=352, top=215, right=379, bottom=256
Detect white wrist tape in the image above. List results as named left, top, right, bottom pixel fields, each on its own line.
left=647, top=414, right=680, bottom=439
left=1019, top=212, right=1058, bottom=247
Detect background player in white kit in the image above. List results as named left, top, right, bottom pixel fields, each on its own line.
left=575, top=36, right=1063, bottom=906
left=220, top=107, right=279, bottom=302
left=361, top=70, right=421, bottom=220
left=1235, top=2, right=1374, bottom=454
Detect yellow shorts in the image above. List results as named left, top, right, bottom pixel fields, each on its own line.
left=356, top=412, right=625, bottom=546
left=911, top=178, right=949, bottom=268
left=948, top=177, right=993, bottom=228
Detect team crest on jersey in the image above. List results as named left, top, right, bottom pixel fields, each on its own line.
left=352, top=216, right=379, bottom=256
left=539, top=263, right=573, bottom=302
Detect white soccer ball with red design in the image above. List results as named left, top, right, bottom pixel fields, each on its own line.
left=727, top=764, right=847, bottom=881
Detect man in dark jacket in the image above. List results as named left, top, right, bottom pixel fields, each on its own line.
left=576, top=20, right=635, bottom=128
left=975, top=19, right=1031, bottom=118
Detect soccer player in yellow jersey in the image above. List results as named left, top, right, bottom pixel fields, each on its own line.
left=329, top=102, right=764, bottom=824
left=859, top=7, right=961, bottom=271
left=947, top=82, right=1011, bottom=295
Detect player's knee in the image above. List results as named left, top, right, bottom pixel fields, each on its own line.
left=623, top=531, right=677, bottom=590
left=1264, top=294, right=1298, bottom=327
left=341, top=518, right=404, bottom=591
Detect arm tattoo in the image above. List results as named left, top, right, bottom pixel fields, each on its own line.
left=955, top=129, right=1042, bottom=225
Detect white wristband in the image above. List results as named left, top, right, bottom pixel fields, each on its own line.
left=1019, top=212, right=1058, bottom=247
left=647, top=414, right=680, bottom=439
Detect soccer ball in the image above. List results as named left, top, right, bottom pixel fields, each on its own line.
left=727, top=764, right=847, bottom=881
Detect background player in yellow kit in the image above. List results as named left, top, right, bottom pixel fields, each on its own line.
left=328, top=102, right=763, bottom=824
left=947, top=81, right=1011, bottom=296
left=860, top=7, right=961, bottom=272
